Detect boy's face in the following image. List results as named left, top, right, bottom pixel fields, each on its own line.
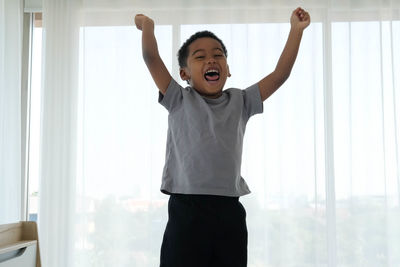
left=180, top=37, right=230, bottom=99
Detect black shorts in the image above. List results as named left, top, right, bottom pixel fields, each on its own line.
left=160, top=194, right=248, bottom=267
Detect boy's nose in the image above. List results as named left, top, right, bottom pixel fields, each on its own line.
left=207, top=57, right=216, bottom=64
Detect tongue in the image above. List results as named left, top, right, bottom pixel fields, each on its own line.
left=205, top=74, right=219, bottom=81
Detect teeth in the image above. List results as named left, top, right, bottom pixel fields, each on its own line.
left=205, top=69, right=219, bottom=74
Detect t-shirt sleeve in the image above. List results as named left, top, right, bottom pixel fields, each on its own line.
left=158, top=78, right=183, bottom=113
left=243, top=83, right=263, bottom=120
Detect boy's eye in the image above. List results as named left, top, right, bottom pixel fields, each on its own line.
left=195, top=56, right=205, bottom=59
left=215, top=54, right=223, bottom=57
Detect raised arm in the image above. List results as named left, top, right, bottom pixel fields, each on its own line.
left=258, top=7, right=310, bottom=102
left=135, top=14, right=172, bottom=95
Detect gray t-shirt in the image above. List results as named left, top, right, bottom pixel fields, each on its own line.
left=158, top=78, right=263, bottom=197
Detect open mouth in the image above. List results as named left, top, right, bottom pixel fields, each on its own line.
left=204, top=69, right=220, bottom=82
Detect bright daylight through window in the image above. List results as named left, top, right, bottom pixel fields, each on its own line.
left=26, top=16, right=400, bottom=266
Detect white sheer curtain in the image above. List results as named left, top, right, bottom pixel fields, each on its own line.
left=36, top=0, right=400, bottom=266
left=0, top=0, right=23, bottom=224
left=331, top=20, right=400, bottom=266
left=38, top=0, right=81, bottom=266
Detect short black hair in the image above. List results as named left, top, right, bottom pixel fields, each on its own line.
left=177, top=31, right=228, bottom=68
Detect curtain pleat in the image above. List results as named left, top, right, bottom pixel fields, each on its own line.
left=0, top=0, right=23, bottom=224
left=39, top=0, right=81, bottom=266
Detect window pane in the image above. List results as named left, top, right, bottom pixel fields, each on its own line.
left=75, top=25, right=172, bottom=266
left=332, top=21, right=400, bottom=266
left=28, top=25, right=42, bottom=222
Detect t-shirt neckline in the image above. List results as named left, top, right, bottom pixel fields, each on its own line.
left=191, top=87, right=227, bottom=104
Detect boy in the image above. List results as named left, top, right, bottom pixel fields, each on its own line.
left=135, top=7, right=310, bottom=267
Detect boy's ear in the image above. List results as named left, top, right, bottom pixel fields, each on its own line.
left=180, top=68, right=190, bottom=81
left=227, top=65, right=231, bottom=77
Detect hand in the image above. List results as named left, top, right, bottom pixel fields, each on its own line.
left=290, top=7, right=310, bottom=31
left=134, top=14, right=154, bottom=31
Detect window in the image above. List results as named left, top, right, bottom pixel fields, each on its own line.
left=24, top=12, right=400, bottom=265
left=27, top=13, right=43, bottom=222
